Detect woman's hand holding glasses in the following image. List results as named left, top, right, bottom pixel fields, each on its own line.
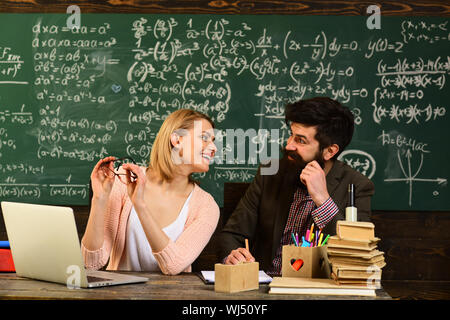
left=92, top=156, right=139, bottom=200
left=91, top=156, right=117, bottom=200
left=85, top=156, right=140, bottom=252
left=121, top=162, right=146, bottom=212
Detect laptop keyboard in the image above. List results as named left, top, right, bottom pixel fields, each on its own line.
left=87, top=275, right=113, bottom=283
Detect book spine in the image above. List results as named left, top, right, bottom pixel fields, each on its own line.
left=0, top=249, right=15, bottom=272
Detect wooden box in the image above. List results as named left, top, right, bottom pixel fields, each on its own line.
left=214, top=262, right=259, bottom=293
left=281, top=245, right=330, bottom=278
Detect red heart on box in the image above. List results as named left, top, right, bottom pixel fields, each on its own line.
left=290, top=258, right=304, bottom=271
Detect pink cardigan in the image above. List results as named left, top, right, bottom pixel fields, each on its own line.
left=81, top=177, right=219, bottom=275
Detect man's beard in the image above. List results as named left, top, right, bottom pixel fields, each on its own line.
left=280, top=148, right=325, bottom=188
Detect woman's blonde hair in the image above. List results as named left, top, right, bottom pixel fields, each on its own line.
left=148, top=109, right=214, bottom=182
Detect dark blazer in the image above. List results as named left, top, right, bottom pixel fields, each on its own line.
left=217, top=159, right=375, bottom=272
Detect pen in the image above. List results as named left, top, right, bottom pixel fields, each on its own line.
left=346, top=184, right=357, bottom=222
left=318, top=233, right=324, bottom=246
left=296, top=232, right=299, bottom=246
left=309, top=223, right=314, bottom=242
left=348, top=184, right=355, bottom=207
left=291, top=233, right=298, bottom=246
left=321, top=234, right=330, bottom=246
left=245, top=238, right=249, bottom=251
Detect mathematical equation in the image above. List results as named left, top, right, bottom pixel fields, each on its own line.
left=0, top=183, right=88, bottom=199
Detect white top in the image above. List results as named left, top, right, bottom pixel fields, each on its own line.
left=118, top=191, right=193, bottom=271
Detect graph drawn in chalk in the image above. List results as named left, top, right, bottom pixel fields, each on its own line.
left=384, top=150, right=447, bottom=206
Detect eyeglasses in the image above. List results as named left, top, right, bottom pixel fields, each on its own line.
left=101, top=156, right=138, bottom=184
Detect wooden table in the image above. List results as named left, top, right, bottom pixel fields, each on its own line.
left=381, top=280, right=450, bottom=300
left=0, top=271, right=391, bottom=300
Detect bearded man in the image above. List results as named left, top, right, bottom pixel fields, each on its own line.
left=217, top=97, right=375, bottom=276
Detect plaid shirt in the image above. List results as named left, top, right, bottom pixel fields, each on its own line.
left=267, top=187, right=339, bottom=276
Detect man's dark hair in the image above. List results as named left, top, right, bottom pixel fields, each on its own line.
left=285, top=97, right=354, bottom=159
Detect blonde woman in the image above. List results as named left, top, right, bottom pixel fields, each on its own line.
left=81, top=109, right=219, bottom=275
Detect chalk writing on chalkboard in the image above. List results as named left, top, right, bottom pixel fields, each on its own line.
left=0, top=14, right=448, bottom=210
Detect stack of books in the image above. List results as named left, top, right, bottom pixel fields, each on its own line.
left=269, top=276, right=377, bottom=297
left=326, top=221, right=386, bottom=288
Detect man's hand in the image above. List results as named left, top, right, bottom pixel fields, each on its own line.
left=300, top=160, right=330, bottom=207
left=224, top=248, right=255, bottom=265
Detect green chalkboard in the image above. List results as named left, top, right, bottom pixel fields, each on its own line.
left=0, top=14, right=448, bottom=210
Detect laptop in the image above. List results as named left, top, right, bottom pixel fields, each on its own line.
left=1, top=201, right=148, bottom=288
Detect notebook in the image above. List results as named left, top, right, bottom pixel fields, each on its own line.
left=198, top=270, right=273, bottom=284
left=1, top=201, right=148, bottom=288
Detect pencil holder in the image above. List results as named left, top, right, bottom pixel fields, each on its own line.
left=214, top=262, right=259, bottom=293
left=281, top=245, right=330, bottom=279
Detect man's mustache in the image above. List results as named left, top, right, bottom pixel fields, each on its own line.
left=282, top=149, right=307, bottom=168
left=282, top=148, right=325, bottom=169
left=284, top=150, right=303, bottom=162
